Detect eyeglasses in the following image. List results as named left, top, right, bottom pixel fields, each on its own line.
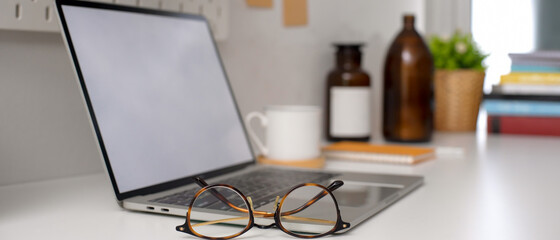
left=176, top=177, right=350, bottom=239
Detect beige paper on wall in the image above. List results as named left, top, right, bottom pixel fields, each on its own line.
left=246, top=0, right=273, bottom=8
left=283, top=0, right=308, bottom=26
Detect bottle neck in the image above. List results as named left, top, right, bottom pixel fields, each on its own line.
left=336, top=49, right=362, bottom=70
left=403, top=15, right=415, bottom=30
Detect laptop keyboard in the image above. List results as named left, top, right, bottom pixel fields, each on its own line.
left=149, top=168, right=338, bottom=210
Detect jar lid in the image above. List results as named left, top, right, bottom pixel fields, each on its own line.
left=333, top=43, right=365, bottom=49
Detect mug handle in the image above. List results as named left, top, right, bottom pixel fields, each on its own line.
left=245, top=111, right=268, bottom=156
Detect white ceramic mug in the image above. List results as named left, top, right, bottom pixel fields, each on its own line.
left=245, top=105, right=321, bottom=161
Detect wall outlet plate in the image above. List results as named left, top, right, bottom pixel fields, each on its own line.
left=0, top=0, right=59, bottom=32
left=0, top=0, right=229, bottom=40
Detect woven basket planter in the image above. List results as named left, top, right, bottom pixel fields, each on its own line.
left=434, top=70, right=485, bottom=131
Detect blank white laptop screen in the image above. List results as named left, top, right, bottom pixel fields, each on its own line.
left=61, top=5, right=253, bottom=193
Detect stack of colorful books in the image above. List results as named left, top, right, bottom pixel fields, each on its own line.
left=484, top=51, right=560, bottom=137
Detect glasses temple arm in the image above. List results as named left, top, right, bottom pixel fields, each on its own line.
left=327, top=180, right=344, bottom=191
left=190, top=214, right=337, bottom=228
left=280, top=180, right=344, bottom=217
left=194, top=177, right=210, bottom=188
left=193, top=177, right=276, bottom=216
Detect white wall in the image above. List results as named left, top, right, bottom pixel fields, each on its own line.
left=0, top=0, right=427, bottom=186
left=0, top=31, right=103, bottom=186
left=425, top=0, right=471, bottom=36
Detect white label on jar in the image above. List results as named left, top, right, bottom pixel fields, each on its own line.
left=330, top=86, right=371, bottom=137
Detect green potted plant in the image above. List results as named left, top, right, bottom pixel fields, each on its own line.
left=429, top=31, right=487, bottom=131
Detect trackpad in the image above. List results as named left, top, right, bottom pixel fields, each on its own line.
left=332, top=183, right=401, bottom=207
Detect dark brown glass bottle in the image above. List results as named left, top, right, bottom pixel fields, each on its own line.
left=383, top=15, right=433, bottom=142
left=326, top=44, right=371, bottom=142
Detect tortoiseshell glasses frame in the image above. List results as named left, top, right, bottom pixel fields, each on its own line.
left=176, top=177, right=350, bottom=239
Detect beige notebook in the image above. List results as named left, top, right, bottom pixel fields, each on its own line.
left=322, top=141, right=435, bottom=164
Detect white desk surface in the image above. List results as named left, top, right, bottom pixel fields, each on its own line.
left=2, top=133, right=560, bottom=240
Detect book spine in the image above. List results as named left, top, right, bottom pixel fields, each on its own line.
left=511, top=65, right=560, bottom=73
left=487, top=115, right=560, bottom=136
left=500, top=73, right=560, bottom=85
left=484, top=93, right=560, bottom=102
left=323, top=151, right=413, bottom=164
left=483, top=99, right=560, bottom=116
left=509, top=52, right=560, bottom=61
left=510, top=59, right=560, bottom=68
left=494, top=84, right=560, bottom=95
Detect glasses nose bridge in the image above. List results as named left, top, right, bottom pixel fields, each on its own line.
left=254, top=222, right=277, bottom=229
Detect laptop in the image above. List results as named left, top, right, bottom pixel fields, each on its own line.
left=55, top=0, right=423, bottom=233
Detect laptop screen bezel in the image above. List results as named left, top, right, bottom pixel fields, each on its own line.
left=55, top=0, right=256, bottom=201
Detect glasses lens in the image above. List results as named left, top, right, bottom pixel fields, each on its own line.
left=189, top=186, right=250, bottom=238
left=278, top=185, right=338, bottom=236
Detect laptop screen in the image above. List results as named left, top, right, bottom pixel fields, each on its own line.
left=59, top=3, right=253, bottom=194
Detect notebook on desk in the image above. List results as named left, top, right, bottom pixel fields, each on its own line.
left=55, top=0, right=423, bottom=233
left=323, top=141, right=436, bottom=164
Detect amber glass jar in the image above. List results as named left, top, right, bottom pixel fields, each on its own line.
left=382, top=15, right=433, bottom=142
left=326, top=44, right=371, bottom=142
